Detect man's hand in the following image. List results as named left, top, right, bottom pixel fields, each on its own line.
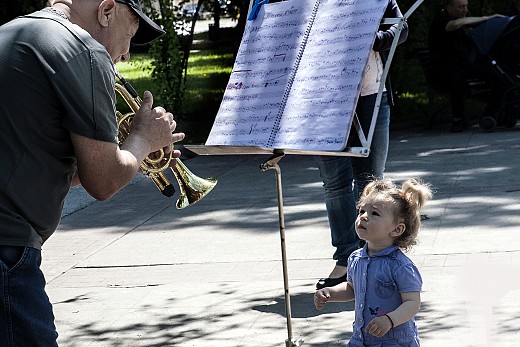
left=130, top=91, right=185, bottom=156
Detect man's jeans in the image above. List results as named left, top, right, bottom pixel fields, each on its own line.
left=0, top=245, right=58, bottom=346
left=315, top=92, right=390, bottom=267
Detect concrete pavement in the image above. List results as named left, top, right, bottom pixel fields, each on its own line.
left=43, top=124, right=520, bottom=346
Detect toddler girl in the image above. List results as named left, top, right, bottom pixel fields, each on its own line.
left=314, top=178, right=432, bottom=346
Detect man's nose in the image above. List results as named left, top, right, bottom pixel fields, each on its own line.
left=120, top=52, right=131, bottom=62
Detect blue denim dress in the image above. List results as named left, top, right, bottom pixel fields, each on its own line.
left=346, top=245, right=422, bottom=346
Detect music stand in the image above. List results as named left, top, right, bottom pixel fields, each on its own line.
left=185, top=1, right=424, bottom=345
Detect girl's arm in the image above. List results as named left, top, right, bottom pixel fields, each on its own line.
left=364, top=291, right=421, bottom=337
left=386, top=291, right=421, bottom=327
left=314, top=281, right=355, bottom=310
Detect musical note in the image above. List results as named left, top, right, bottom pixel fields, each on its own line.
left=273, top=53, right=287, bottom=63
left=226, top=82, right=245, bottom=90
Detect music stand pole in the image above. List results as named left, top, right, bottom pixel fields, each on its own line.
left=260, top=150, right=303, bottom=347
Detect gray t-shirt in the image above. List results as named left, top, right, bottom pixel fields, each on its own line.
left=0, top=10, right=118, bottom=249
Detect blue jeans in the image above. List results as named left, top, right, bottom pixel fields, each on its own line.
left=0, top=245, right=58, bottom=346
left=315, top=92, right=390, bottom=267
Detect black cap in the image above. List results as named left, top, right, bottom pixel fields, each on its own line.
left=115, top=0, right=166, bottom=44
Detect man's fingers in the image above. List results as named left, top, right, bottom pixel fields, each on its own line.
left=154, top=106, right=167, bottom=115
left=172, top=132, right=185, bottom=143
left=166, top=113, right=175, bottom=127
left=141, top=90, right=153, bottom=109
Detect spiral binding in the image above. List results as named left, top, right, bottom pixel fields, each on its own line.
left=267, top=0, right=322, bottom=148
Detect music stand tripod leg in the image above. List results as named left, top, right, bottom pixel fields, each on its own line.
left=260, top=151, right=304, bottom=347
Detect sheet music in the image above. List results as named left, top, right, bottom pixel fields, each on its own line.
left=206, top=1, right=316, bottom=147
left=206, top=0, right=388, bottom=151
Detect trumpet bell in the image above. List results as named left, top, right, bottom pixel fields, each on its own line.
left=172, top=158, right=217, bottom=209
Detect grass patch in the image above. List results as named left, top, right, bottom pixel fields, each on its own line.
left=115, top=54, right=155, bottom=114
left=116, top=49, right=234, bottom=143
left=116, top=51, right=234, bottom=115
left=184, top=51, right=234, bottom=119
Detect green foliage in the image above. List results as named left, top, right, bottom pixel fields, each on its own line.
left=140, top=0, right=187, bottom=118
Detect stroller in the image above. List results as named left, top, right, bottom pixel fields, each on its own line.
left=468, top=15, right=520, bottom=131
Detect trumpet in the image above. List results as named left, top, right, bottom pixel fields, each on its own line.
left=114, top=68, right=217, bottom=209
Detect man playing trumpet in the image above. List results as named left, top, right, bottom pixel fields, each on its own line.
left=0, top=0, right=184, bottom=345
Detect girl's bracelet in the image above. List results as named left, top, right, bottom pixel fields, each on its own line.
left=385, top=314, right=395, bottom=328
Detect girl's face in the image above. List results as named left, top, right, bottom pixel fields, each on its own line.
left=355, top=194, right=403, bottom=251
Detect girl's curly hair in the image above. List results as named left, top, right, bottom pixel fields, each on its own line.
left=357, top=178, right=433, bottom=251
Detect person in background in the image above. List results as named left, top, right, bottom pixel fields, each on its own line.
left=314, top=0, right=408, bottom=290
left=428, top=0, right=505, bottom=132
left=314, top=178, right=432, bottom=346
left=0, top=0, right=184, bottom=345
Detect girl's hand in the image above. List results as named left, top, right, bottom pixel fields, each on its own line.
left=314, top=289, right=331, bottom=310
left=365, top=315, right=393, bottom=337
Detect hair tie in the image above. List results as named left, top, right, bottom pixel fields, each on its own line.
left=385, top=314, right=395, bottom=328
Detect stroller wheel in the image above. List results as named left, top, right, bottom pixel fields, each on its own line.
left=480, top=116, right=496, bottom=132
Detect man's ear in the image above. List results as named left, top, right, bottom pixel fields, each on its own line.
left=98, top=0, right=116, bottom=27
left=392, top=223, right=406, bottom=236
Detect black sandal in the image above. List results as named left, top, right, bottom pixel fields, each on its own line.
left=316, top=274, right=347, bottom=290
